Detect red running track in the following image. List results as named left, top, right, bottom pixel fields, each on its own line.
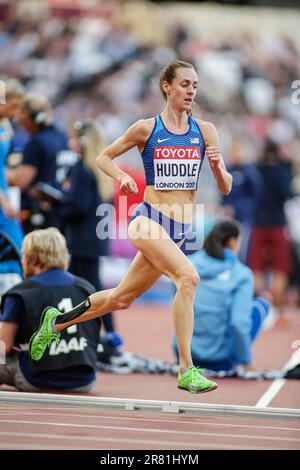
left=0, top=303, right=299, bottom=450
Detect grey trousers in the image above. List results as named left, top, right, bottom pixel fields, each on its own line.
left=0, top=351, right=96, bottom=393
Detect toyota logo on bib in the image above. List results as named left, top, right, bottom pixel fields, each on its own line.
left=154, top=146, right=200, bottom=159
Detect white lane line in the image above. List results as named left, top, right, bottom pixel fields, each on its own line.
left=0, top=432, right=285, bottom=450
left=1, top=419, right=299, bottom=443
left=255, top=379, right=287, bottom=408
left=1, top=410, right=299, bottom=432
left=255, top=347, right=300, bottom=408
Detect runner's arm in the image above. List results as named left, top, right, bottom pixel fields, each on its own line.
left=96, top=120, right=150, bottom=195
left=200, top=121, right=232, bottom=195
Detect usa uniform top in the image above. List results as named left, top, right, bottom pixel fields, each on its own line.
left=141, top=115, right=206, bottom=191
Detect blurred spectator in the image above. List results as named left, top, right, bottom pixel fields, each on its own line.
left=0, top=6, right=299, bottom=143
left=248, top=139, right=293, bottom=316
left=221, top=139, right=262, bottom=263
left=0, top=227, right=100, bottom=392
left=285, top=175, right=300, bottom=306
left=173, top=220, right=270, bottom=376
left=0, top=78, right=24, bottom=256
left=0, top=8, right=298, bottom=153
left=7, top=92, right=73, bottom=233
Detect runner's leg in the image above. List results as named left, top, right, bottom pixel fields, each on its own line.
left=54, top=250, right=161, bottom=330
left=128, top=217, right=199, bottom=373
left=55, top=216, right=199, bottom=373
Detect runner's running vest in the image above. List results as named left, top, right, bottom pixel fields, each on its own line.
left=141, top=115, right=205, bottom=191
left=2, top=276, right=100, bottom=373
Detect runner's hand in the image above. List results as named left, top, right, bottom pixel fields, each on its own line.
left=119, top=174, right=139, bottom=195
left=205, top=141, right=222, bottom=169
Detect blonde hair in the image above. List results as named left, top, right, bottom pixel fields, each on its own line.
left=5, top=78, right=26, bottom=99
left=22, top=228, right=69, bottom=270
left=73, top=120, right=115, bottom=201
left=22, top=92, right=52, bottom=125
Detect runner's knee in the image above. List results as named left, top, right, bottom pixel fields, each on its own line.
left=175, top=267, right=200, bottom=297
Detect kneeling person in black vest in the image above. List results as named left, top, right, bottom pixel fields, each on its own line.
left=0, top=227, right=100, bottom=392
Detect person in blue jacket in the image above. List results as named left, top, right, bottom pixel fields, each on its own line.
left=0, top=79, right=25, bottom=276
left=173, top=219, right=270, bottom=376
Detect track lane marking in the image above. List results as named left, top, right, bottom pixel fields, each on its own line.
left=1, top=419, right=299, bottom=442
left=0, top=409, right=299, bottom=431
left=0, top=432, right=290, bottom=450
left=255, top=347, right=300, bottom=408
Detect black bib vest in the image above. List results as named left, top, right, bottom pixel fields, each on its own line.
left=1, top=276, right=100, bottom=373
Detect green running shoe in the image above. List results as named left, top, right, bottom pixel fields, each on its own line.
left=29, top=307, right=61, bottom=361
left=178, top=366, right=218, bottom=394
